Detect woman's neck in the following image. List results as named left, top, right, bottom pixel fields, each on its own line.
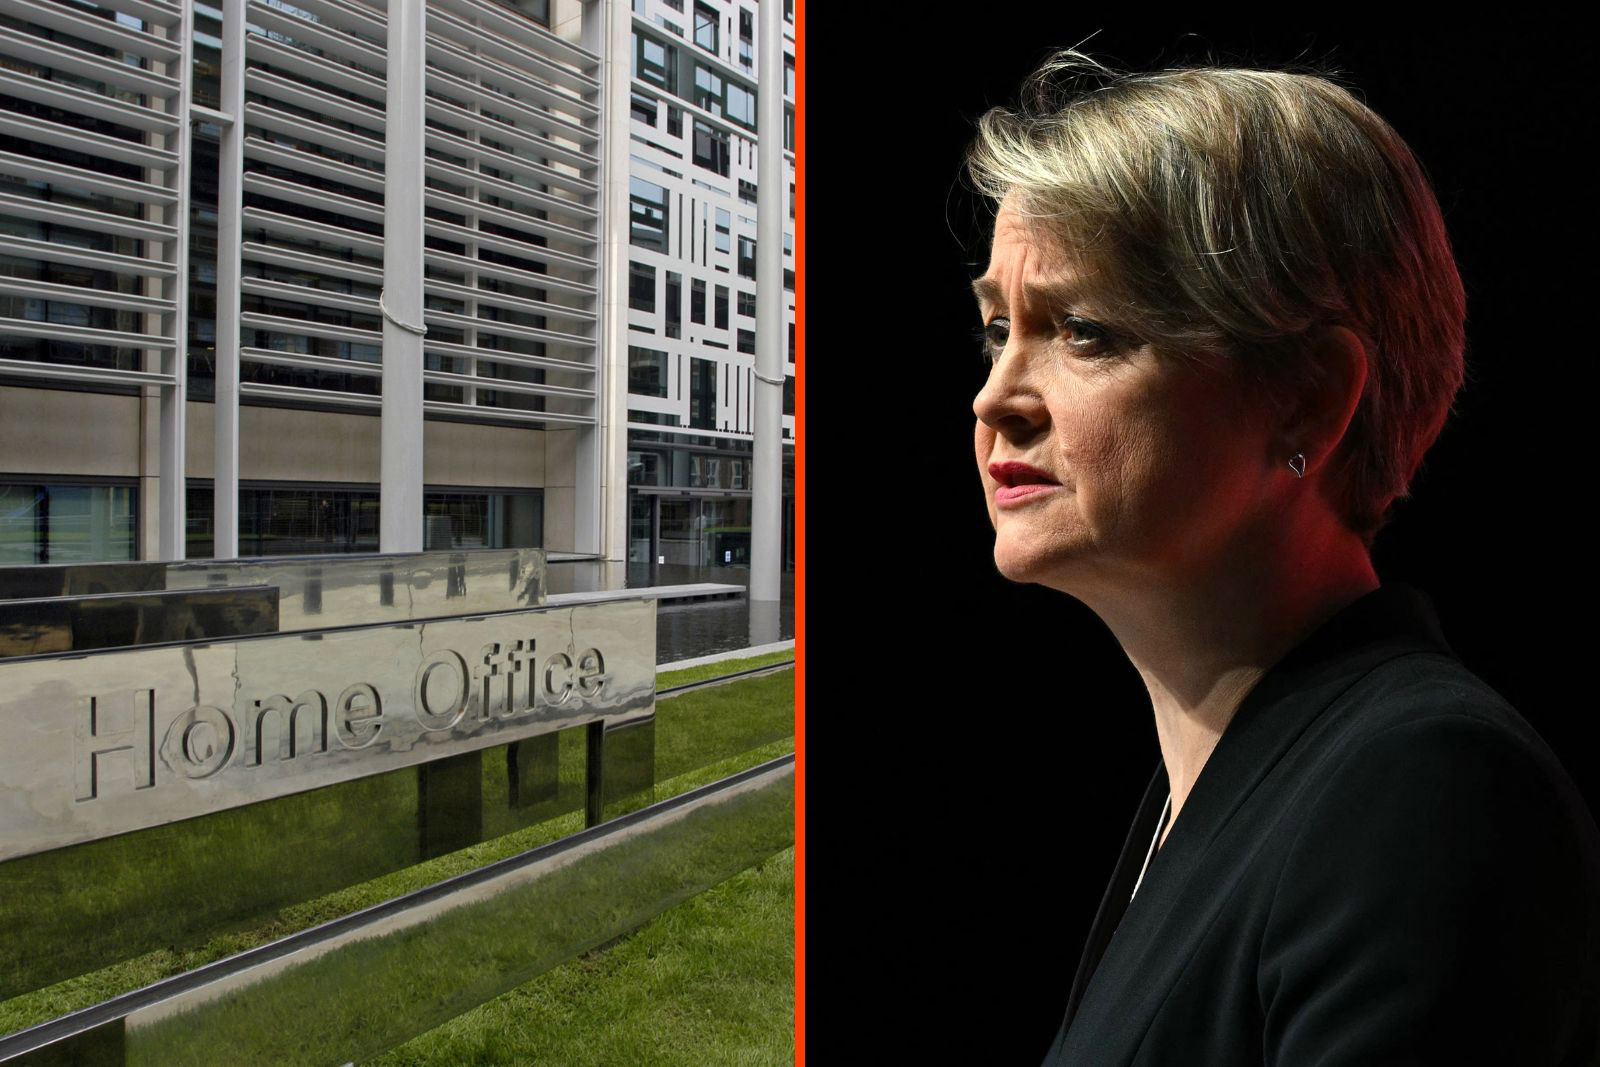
left=1079, top=512, right=1379, bottom=842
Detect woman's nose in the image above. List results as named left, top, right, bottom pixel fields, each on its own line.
left=973, top=339, right=1048, bottom=439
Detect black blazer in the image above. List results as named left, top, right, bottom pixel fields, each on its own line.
left=1044, top=584, right=1600, bottom=1065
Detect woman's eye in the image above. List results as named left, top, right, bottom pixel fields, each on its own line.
left=1060, top=316, right=1111, bottom=352
left=977, top=317, right=1010, bottom=364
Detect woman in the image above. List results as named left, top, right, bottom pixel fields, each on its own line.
left=966, top=53, right=1600, bottom=1064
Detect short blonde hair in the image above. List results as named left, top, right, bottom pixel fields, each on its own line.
left=966, top=51, right=1467, bottom=543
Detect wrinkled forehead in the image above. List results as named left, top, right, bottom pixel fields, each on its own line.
left=978, top=196, right=1102, bottom=307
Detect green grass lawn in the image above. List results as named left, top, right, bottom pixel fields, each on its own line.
left=0, top=650, right=796, bottom=1062
left=657, top=649, right=795, bottom=690
left=371, top=847, right=795, bottom=1066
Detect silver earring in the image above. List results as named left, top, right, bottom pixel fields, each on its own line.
left=1288, top=453, right=1307, bottom=478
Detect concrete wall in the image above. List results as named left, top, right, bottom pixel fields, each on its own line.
left=0, top=388, right=142, bottom=478
left=1, top=387, right=577, bottom=552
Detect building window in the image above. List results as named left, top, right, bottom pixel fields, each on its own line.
left=630, top=177, right=670, bottom=251
left=629, top=346, right=670, bottom=397
left=0, top=482, right=137, bottom=564
left=691, top=278, right=706, bottom=324
left=692, top=120, right=730, bottom=177
left=715, top=208, right=731, bottom=252
left=726, top=82, right=755, bottom=130
left=665, top=271, right=682, bottom=339
left=690, top=356, right=717, bottom=429
left=185, top=485, right=542, bottom=558
left=714, top=284, right=729, bottom=329
left=737, top=329, right=755, bottom=355
left=737, top=290, right=756, bottom=318
left=633, top=31, right=676, bottom=94
left=789, top=322, right=795, bottom=361
left=784, top=374, right=795, bottom=416
left=629, top=261, right=656, bottom=313
left=424, top=490, right=543, bottom=551
left=738, top=8, right=754, bottom=66
left=631, top=93, right=658, bottom=126
left=738, top=179, right=758, bottom=204
left=785, top=56, right=795, bottom=99
left=693, top=2, right=717, bottom=52
left=784, top=268, right=795, bottom=291
left=663, top=0, right=683, bottom=9
left=519, top=0, right=551, bottom=24
left=784, top=108, right=794, bottom=152
left=738, top=236, right=756, bottom=279
left=790, top=181, right=795, bottom=219
left=693, top=64, right=722, bottom=116
left=667, top=105, right=683, bottom=137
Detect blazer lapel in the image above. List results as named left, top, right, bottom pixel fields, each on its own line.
left=1056, top=584, right=1455, bottom=1055
left=1062, top=760, right=1170, bottom=1028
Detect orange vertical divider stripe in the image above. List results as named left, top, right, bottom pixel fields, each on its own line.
left=793, top=0, right=806, bottom=1062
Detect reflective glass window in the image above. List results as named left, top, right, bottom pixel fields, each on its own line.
left=629, top=177, right=670, bottom=250
left=634, top=31, right=676, bottom=93
left=690, top=357, right=717, bottom=429
left=692, top=120, right=730, bottom=176
left=665, top=271, right=682, bottom=339
left=0, top=483, right=137, bottom=564
left=693, top=2, right=718, bottom=52
left=629, top=346, right=670, bottom=397
left=694, top=64, right=723, bottom=116
left=629, top=261, right=656, bottom=312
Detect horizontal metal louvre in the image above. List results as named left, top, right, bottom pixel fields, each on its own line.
left=425, top=249, right=595, bottom=299
left=419, top=0, right=600, bottom=426
left=0, top=276, right=175, bottom=314
left=0, top=31, right=180, bottom=97
left=240, top=207, right=385, bottom=254
left=0, top=66, right=178, bottom=134
left=4, top=0, right=182, bottom=65
left=0, top=109, right=179, bottom=171
left=0, top=150, right=177, bottom=206
left=236, top=0, right=386, bottom=403
left=0, top=236, right=176, bottom=279
left=425, top=338, right=595, bottom=376
left=0, top=356, right=176, bottom=387
left=0, top=0, right=186, bottom=387
left=425, top=49, right=598, bottom=145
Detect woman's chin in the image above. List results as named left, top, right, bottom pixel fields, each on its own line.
left=993, top=542, right=1062, bottom=585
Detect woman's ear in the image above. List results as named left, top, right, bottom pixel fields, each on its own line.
left=1286, top=325, right=1368, bottom=476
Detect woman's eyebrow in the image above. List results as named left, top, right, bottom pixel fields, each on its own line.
left=971, top=276, right=1005, bottom=311
left=972, top=275, right=1091, bottom=314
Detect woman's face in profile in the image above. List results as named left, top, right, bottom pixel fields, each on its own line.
left=972, top=200, right=1282, bottom=592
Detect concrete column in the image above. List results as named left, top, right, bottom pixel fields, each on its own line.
left=380, top=0, right=427, bottom=552
left=213, top=0, right=246, bottom=559
left=158, top=0, right=195, bottom=560
left=591, top=0, right=631, bottom=565
left=750, top=0, right=784, bottom=601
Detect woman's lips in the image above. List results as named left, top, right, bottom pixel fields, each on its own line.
left=994, top=483, right=1059, bottom=506
left=988, top=460, right=1061, bottom=507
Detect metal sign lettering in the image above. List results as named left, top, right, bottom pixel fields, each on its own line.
left=0, top=598, right=654, bottom=862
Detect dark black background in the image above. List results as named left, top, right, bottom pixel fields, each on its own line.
left=801, top=23, right=1595, bottom=1063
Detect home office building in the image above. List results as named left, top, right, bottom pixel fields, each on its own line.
left=0, top=0, right=796, bottom=576
left=620, top=0, right=795, bottom=571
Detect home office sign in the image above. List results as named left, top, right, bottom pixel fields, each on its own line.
left=0, top=599, right=654, bottom=862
